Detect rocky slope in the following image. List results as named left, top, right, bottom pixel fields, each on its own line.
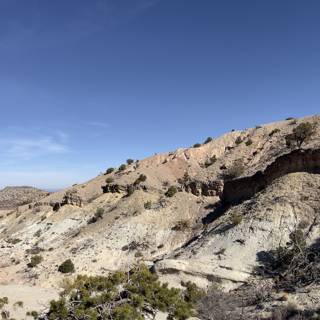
left=0, top=115, right=320, bottom=319
left=0, top=186, right=49, bottom=210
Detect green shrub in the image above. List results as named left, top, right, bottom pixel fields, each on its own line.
left=220, top=160, right=244, bottom=180
left=144, top=201, right=152, bottom=210
left=178, top=172, right=190, bottom=184
left=230, top=213, right=242, bottom=225
left=43, top=265, right=201, bottom=320
left=26, top=310, right=39, bottom=319
left=126, top=159, right=134, bottom=165
left=95, top=208, right=105, bottom=220
left=118, top=164, right=127, bottom=172
left=127, top=185, right=135, bottom=197
left=105, top=167, right=115, bottom=175
left=193, top=143, right=201, bottom=148
left=165, top=186, right=178, bottom=197
left=34, top=229, right=41, bottom=237
left=6, top=238, right=21, bottom=245
left=235, top=136, right=242, bottom=145
left=205, top=155, right=217, bottom=168
left=105, top=177, right=114, bottom=184
left=172, top=220, right=191, bottom=231
left=58, top=259, right=75, bottom=274
left=285, top=122, right=315, bottom=148
left=0, top=297, right=8, bottom=309
left=245, top=139, right=253, bottom=146
left=14, top=301, right=23, bottom=308
left=204, top=137, right=213, bottom=144
left=269, top=128, right=281, bottom=137
left=28, top=255, right=43, bottom=268
left=134, top=174, right=147, bottom=185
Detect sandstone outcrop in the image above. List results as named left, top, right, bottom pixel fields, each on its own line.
left=222, top=148, right=320, bottom=205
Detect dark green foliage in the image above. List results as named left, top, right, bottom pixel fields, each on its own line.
left=42, top=265, right=201, bottom=320
left=235, top=136, right=242, bottom=145
left=165, top=186, right=178, bottom=197
left=113, top=304, right=143, bottom=320
left=105, top=177, right=114, bottom=184
left=144, top=201, right=152, bottom=210
left=26, top=246, right=44, bottom=255
left=127, top=159, right=134, bottom=165
left=182, top=282, right=204, bottom=304
left=257, top=229, right=320, bottom=291
left=6, top=238, right=21, bottom=245
left=134, top=174, right=147, bottom=185
left=26, top=310, right=39, bottom=319
left=172, top=220, right=191, bottom=231
left=58, top=259, right=75, bottom=274
left=230, top=213, right=242, bottom=225
left=118, top=164, right=127, bottom=172
left=269, top=128, right=281, bottom=137
left=52, top=202, right=61, bottom=212
left=48, top=299, right=68, bottom=319
left=27, top=255, right=43, bottom=268
left=127, top=185, right=135, bottom=196
left=193, top=143, right=201, bottom=148
left=34, top=229, right=41, bottom=237
left=14, top=301, right=23, bottom=308
left=105, top=167, right=115, bottom=175
left=94, top=208, right=105, bottom=220
left=178, top=172, right=189, bottom=184
left=204, top=155, right=217, bottom=168
left=102, top=184, right=121, bottom=194
left=0, top=297, right=8, bottom=309
left=220, top=160, right=244, bottom=181
left=245, top=139, right=253, bottom=146
left=285, top=122, right=315, bottom=148
left=204, top=137, right=213, bottom=144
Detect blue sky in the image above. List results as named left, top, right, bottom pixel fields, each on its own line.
left=0, top=0, right=319, bottom=189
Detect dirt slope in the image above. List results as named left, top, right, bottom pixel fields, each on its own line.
left=0, top=115, right=320, bottom=319
left=0, top=186, right=49, bottom=210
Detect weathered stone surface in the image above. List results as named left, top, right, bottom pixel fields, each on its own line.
left=184, top=180, right=223, bottom=197
left=222, top=148, right=320, bottom=205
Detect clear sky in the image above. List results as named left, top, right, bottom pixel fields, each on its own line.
left=0, top=0, right=319, bottom=189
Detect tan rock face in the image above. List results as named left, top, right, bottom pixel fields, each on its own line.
left=222, top=148, right=320, bottom=205
left=0, top=115, right=320, bottom=317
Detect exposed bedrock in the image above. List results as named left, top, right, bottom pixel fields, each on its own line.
left=183, top=180, right=223, bottom=197
left=222, top=148, right=320, bottom=205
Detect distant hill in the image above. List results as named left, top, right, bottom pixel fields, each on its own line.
left=0, top=186, right=49, bottom=210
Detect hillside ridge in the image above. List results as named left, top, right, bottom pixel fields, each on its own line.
left=1, top=114, right=320, bottom=319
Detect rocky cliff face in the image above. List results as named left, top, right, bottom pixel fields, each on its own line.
left=1, top=115, right=320, bottom=319
left=222, top=148, right=320, bottom=205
